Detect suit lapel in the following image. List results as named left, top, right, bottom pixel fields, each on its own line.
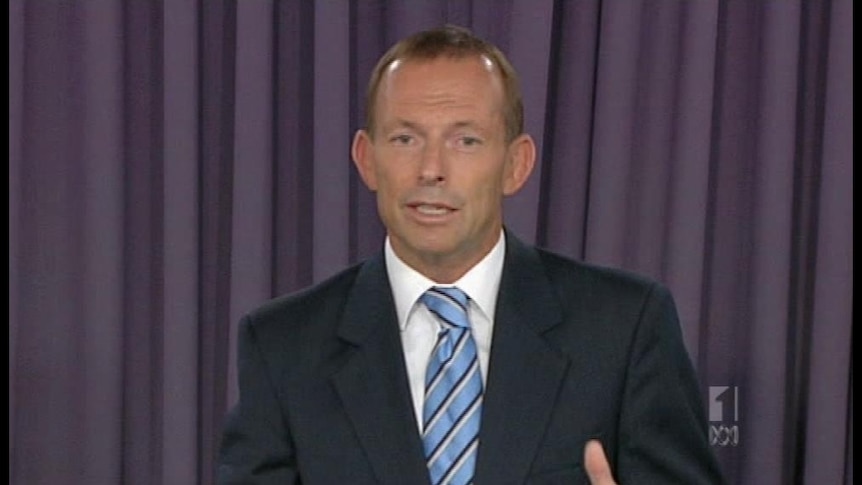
left=329, top=235, right=569, bottom=484
left=474, top=233, right=570, bottom=484
left=331, top=255, right=430, bottom=485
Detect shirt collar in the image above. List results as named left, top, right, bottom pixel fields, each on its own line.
left=385, top=230, right=506, bottom=330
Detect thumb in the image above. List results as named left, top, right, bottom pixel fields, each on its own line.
left=584, top=439, right=617, bottom=485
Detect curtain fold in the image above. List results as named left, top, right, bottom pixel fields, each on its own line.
left=197, top=2, right=237, bottom=483
left=161, top=1, right=199, bottom=484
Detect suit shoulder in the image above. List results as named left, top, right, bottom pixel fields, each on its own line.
left=533, top=247, right=667, bottom=300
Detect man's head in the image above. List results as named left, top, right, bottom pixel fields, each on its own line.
left=364, top=25, right=524, bottom=143
left=352, top=25, right=536, bottom=283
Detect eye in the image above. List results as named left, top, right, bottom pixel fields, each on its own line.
left=389, top=134, right=414, bottom=146
left=454, top=136, right=483, bottom=150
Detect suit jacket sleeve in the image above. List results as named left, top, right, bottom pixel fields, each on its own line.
left=217, top=315, right=299, bottom=485
left=615, top=283, right=724, bottom=484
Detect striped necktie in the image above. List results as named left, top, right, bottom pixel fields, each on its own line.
left=420, top=286, right=483, bottom=485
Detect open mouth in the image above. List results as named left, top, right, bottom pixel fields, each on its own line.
left=413, top=204, right=454, bottom=215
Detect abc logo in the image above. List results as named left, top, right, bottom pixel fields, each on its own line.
left=709, top=386, right=739, bottom=447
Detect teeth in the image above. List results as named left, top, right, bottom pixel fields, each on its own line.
left=416, top=204, right=450, bottom=215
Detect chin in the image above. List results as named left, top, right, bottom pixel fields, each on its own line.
left=409, top=240, right=456, bottom=256
left=402, top=237, right=460, bottom=260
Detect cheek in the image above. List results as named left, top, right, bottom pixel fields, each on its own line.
left=463, top=171, right=506, bottom=213
left=480, top=164, right=509, bottom=195
left=374, top=151, right=417, bottom=185
left=373, top=167, right=410, bottom=205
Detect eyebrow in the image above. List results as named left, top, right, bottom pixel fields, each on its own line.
left=387, top=119, right=483, bottom=134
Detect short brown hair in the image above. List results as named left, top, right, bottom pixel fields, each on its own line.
left=364, top=25, right=524, bottom=142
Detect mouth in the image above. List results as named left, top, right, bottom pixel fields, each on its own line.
left=405, top=201, right=458, bottom=220
left=412, top=203, right=455, bottom=215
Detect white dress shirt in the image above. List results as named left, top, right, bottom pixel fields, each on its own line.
left=384, top=231, right=505, bottom=432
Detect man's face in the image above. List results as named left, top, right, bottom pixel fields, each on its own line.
left=352, top=55, right=535, bottom=282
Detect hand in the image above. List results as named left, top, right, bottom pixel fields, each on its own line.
left=584, top=440, right=618, bottom=485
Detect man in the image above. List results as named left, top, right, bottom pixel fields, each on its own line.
left=218, top=25, right=723, bottom=484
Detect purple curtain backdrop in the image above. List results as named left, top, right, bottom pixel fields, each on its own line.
left=8, top=1, right=852, bottom=484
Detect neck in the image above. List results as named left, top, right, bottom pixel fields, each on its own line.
left=389, top=230, right=502, bottom=284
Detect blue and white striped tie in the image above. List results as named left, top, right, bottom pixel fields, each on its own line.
left=420, top=287, right=483, bottom=485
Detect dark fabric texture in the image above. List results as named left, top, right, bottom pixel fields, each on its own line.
left=217, top=233, right=724, bottom=484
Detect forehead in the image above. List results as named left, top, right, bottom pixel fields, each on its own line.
left=378, top=55, right=504, bottom=110
left=386, top=53, right=496, bottom=78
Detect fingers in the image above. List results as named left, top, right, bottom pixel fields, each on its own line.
left=584, top=439, right=617, bottom=485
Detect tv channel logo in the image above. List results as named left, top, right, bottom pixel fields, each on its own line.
left=709, top=386, right=739, bottom=447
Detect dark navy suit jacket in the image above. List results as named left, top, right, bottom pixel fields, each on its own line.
left=217, top=232, right=724, bottom=484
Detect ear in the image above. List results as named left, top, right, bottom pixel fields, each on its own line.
left=351, top=129, right=378, bottom=191
left=502, top=134, right=536, bottom=196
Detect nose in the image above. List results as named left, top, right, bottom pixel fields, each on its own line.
left=418, top=140, right=445, bottom=185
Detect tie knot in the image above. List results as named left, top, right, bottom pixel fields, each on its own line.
left=420, top=286, right=470, bottom=329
